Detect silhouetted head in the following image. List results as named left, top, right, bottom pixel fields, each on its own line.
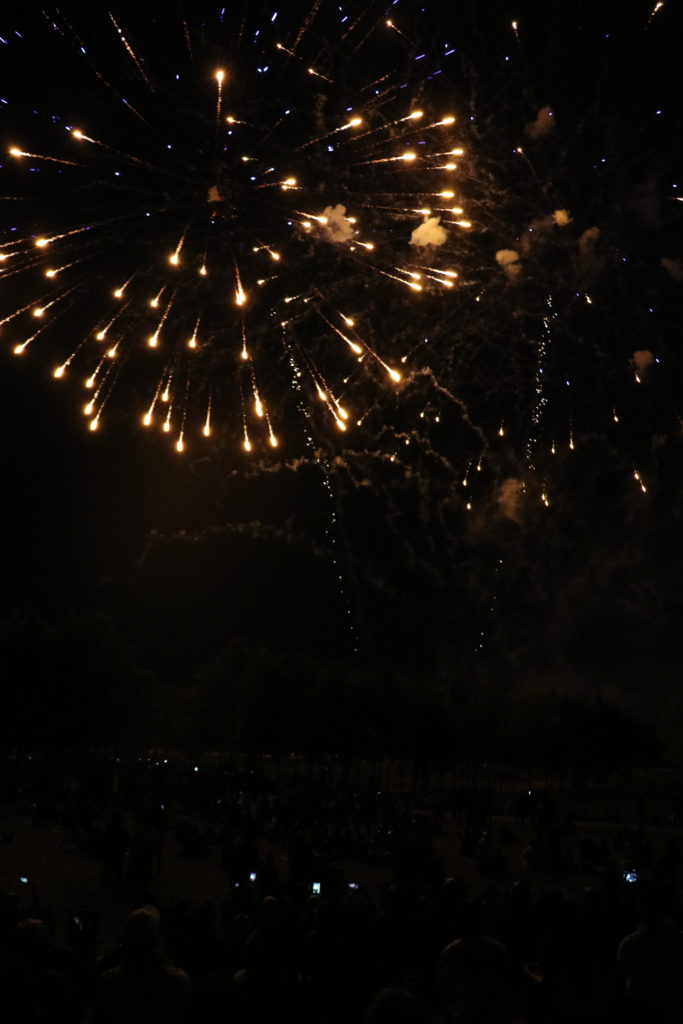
left=123, top=905, right=160, bottom=951
left=16, top=917, right=50, bottom=962
left=366, top=988, right=421, bottom=1024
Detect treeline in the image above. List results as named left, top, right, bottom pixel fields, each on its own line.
left=0, top=611, right=660, bottom=780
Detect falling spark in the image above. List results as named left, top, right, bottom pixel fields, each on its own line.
left=188, top=316, right=200, bottom=349
left=9, top=145, right=77, bottom=167
left=215, top=68, right=226, bottom=120
left=235, top=264, right=247, bottom=306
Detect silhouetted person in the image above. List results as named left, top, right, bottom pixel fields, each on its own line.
left=93, top=906, right=189, bottom=1023
left=3, top=918, right=82, bottom=1023
left=438, top=900, right=512, bottom=1024
left=365, top=987, right=422, bottom=1024
left=616, top=884, right=683, bottom=1023
left=232, top=896, right=301, bottom=1024
left=100, top=811, right=129, bottom=891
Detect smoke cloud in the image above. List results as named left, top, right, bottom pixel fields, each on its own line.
left=321, top=204, right=355, bottom=243
left=661, top=256, right=683, bottom=282
left=410, top=216, right=448, bottom=248
left=632, top=350, right=654, bottom=373
left=553, top=209, right=572, bottom=227
left=496, top=248, right=521, bottom=281
left=519, top=209, right=573, bottom=254
left=525, top=105, right=555, bottom=140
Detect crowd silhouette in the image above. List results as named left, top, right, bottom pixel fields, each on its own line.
left=1, top=754, right=683, bottom=1022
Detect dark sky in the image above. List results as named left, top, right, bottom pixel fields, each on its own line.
left=1, top=0, right=682, bottom=697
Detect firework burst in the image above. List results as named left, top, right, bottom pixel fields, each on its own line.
left=0, top=3, right=474, bottom=454
left=1, top=2, right=680, bottom=547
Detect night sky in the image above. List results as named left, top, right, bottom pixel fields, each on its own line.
left=1, top=0, right=682, bottom=733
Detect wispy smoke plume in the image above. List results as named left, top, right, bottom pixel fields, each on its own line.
left=498, top=478, right=525, bottom=523
left=578, top=226, right=600, bottom=257
left=577, top=226, right=602, bottom=275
